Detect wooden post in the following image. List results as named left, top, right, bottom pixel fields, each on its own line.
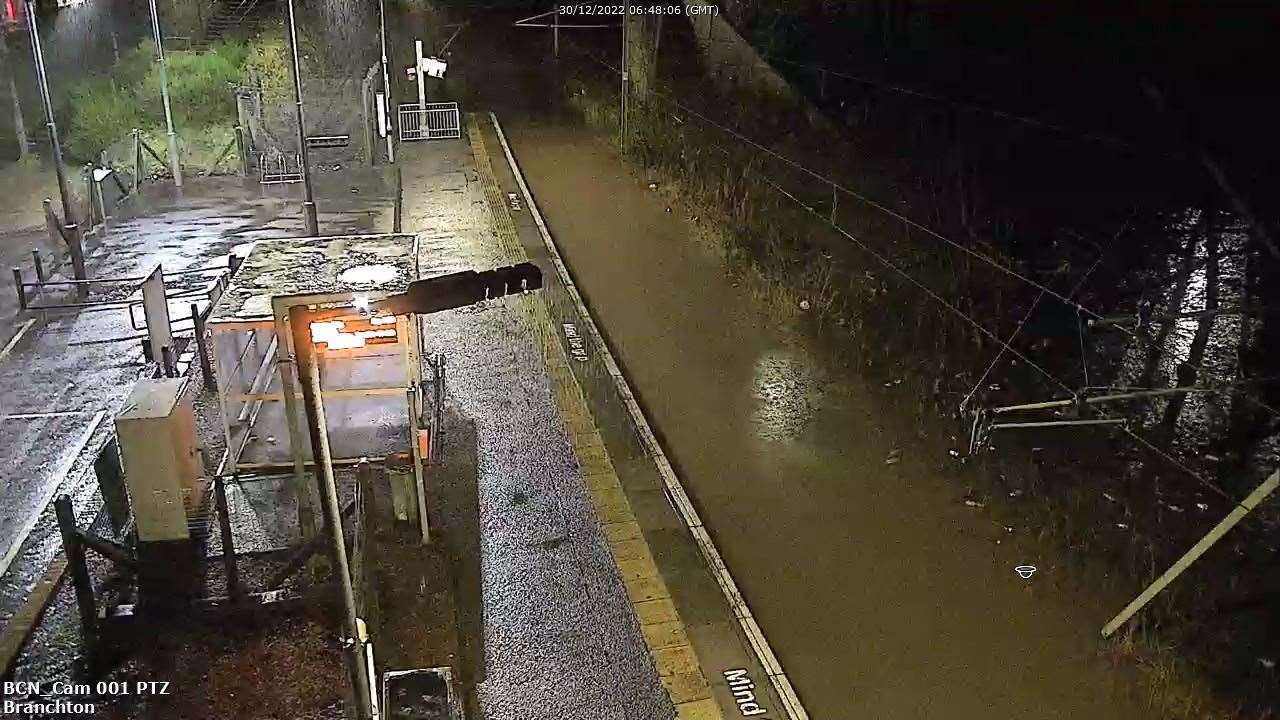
left=54, top=495, right=96, bottom=649
left=1102, top=470, right=1280, bottom=637
left=192, top=302, right=215, bottom=387
left=213, top=475, right=241, bottom=598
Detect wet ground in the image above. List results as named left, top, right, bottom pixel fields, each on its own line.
left=499, top=119, right=1163, bottom=718
left=0, top=168, right=394, bottom=630
left=401, top=136, right=673, bottom=720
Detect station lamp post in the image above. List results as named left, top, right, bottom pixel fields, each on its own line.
left=146, top=0, right=183, bottom=187
left=23, top=0, right=84, bottom=282
left=378, top=0, right=395, bottom=163
left=284, top=0, right=319, bottom=236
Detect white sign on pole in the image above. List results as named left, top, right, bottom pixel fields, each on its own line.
left=141, top=264, right=173, bottom=359
left=376, top=93, right=388, bottom=137
left=422, top=56, right=447, bottom=79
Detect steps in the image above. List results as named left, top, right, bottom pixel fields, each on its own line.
left=194, top=0, right=281, bottom=49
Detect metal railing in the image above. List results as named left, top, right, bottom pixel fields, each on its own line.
left=259, top=148, right=304, bottom=184
left=398, top=102, right=461, bottom=142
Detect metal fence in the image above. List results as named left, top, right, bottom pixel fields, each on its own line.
left=398, top=102, right=461, bottom=142
left=259, top=149, right=303, bottom=184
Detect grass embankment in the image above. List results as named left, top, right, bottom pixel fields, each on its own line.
left=560, top=65, right=1258, bottom=720
left=61, top=34, right=288, bottom=174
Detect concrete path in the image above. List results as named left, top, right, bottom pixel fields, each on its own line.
left=398, top=130, right=677, bottom=719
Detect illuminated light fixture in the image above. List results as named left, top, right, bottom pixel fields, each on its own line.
left=310, top=320, right=346, bottom=344
left=325, top=333, right=367, bottom=350
left=352, top=294, right=371, bottom=313
left=422, top=56, right=447, bottom=79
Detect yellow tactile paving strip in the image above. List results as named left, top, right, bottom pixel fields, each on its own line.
left=467, top=116, right=722, bottom=720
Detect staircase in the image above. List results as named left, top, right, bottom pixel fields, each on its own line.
left=195, top=0, right=281, bottom=49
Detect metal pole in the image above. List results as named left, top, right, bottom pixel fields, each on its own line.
left=54, top=495, right=96, bottom=650
left=553, top=3, right=559, bottom=58
left=13, top=267, right=27, bottom=311
left=989, top=418, right=1127, bottom=431
left=393, top=165, right=403, bottom=233
left=620, top=1, right=629, bottom=152
left=1102, top=470, right=1280, bottom=637
left=32, top=250, right=45, bottom=283
left=192, top=302, right=215, bottom=387
left=414, top=39, right=426, bottom=108
left=147, top=0, right=184, bottom=188
left=3, top=32, right=30, bottom=161
left=234, top=125, right=248, bottom=176
left=133, top=129, right=143, bottom=192
left=213, top=475, right=242, bottom=597
left=992, top=385, right=1225, bottom=415
left=24, top=0, right=82, bottom=277
left=289, top=305, right=373, bottom=720
left=378, top=0, right=395, bottom=163
left=285, top=0, right=319, bottom=236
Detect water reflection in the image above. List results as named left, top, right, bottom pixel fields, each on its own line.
left=750, top=348, right=821, bottom=442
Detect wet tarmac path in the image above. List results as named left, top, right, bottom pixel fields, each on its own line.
left=500, top=121, right=1162, bottom=719
left=0, top=170, right=394, bottom=621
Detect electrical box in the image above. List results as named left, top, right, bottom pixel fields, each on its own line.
left=116, top=378, right=204, bottom=542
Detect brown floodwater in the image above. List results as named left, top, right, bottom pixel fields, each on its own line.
left=503, top=120, right=1160, bottom=719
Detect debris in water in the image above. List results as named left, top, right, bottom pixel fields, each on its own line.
left=1259, top=658, right=1276, bottom=670
left=988, top=383, right=1001, bottom=391
left=1014, top=565, right=1036, bottom=579
left=266, top=436, right=277, bottom=444
left=1167, top=504, right=1185, bottom=513
left=1196, top=502, right=1209, bottom=511
left=1008, top=489, right=1023, bottom=498
left=648, top=183, right=658, bottom=190
left=1205, top=454, right=1221, bottom=462
left=1102, top=492, right=1117, bottom=503
left=948, top=449, right=961, bottom=458
left=885, top=448, right=902, bottom=466
left=799, top=299, right=811, bottom=310
left=1117, top=523, right=1129, bottom=530
left=963, top=498, right=984, bottom=508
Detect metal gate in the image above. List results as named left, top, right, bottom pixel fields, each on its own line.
left=398, top=102, right=461, bottom=142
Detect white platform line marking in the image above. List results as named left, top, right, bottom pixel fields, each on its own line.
left=0, top=319, right=37, bottom=365
left=1, top=411, right=96, bottom=420
left=0, top=410, right=108, bottom=579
